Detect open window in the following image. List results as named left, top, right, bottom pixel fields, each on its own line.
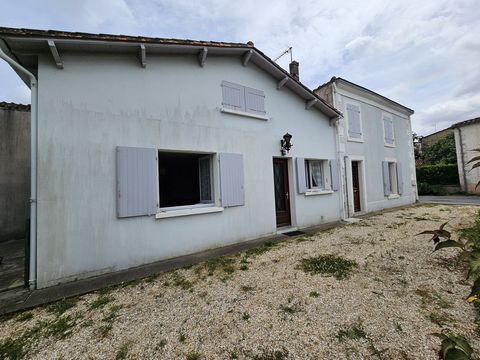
left=158, top=151, right=214, bottom=209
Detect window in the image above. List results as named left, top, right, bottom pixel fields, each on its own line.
left=346, top=103, right=362, bottom=141
left=382, top=160, right=403, bottom=197
left=388, top=162, right=398, bottom=194
left=221, top=81, right=266, bottom=116
left=383, top=114, right=395, bottom=146
left=158, top=151, right=213, bottom=209
left=305, top=160, right=325, bottom=190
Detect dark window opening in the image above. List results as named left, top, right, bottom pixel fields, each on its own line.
left=158, top=151, right=213, bottom=208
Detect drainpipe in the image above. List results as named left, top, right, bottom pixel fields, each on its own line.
left=331, top=81, right=347, bottom=220
left=0, top=48, right=38, bottom=289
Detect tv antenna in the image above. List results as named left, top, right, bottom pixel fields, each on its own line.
left=274, top=47, right=293, bottom=62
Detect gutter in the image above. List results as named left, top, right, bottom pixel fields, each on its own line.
left=0, top=47, right=38, bottom=289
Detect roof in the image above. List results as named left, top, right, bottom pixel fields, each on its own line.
left=315, top=76, right=414, bottom=116
left=0, top=27, right=341, bottom=119
left=451, top=117, right=480, bottom=129
left=0, top=101, right=31, bottom=111
left=421, top=127, right=452, bottom=140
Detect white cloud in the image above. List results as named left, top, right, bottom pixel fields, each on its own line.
left=0, top=0, right=478, bottom=135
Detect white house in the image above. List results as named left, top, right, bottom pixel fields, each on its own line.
left=0, top=27, right=343, bottom=289
left=315, top=77, right=417, bottom=217
left=452, top=117, right=480, bottom=194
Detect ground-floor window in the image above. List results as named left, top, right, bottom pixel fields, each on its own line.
left=158, top=151, right=213, bottom=208
left=305, top=159, right=328, bottom=190
left=388, top=162, right=398, bottom=194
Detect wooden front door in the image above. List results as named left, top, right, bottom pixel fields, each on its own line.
left=351, top=161, right=361, bottom=212
left=273, top=158, right=291, bottom=227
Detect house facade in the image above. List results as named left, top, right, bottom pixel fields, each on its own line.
left=452, top=117, right=480, bottom=194
left=0, top=28, right=344, bottom=289
left=315, top=77, right=417, bottom=217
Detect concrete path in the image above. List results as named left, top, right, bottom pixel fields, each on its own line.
left=419, top=195, right=480, bottom=205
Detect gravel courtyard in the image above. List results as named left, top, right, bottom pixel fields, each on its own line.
left=1, top=204, right=479, bottom=359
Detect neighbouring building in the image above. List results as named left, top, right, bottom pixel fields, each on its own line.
left=420, top=127, right=453, bottom=149
left=0, top=101, right=30, bottom=242
left=315, top=77, right=417, bottom=217
left=452, top=117, right=480, bottom=194
left=0, top=27, right=344, bottom=289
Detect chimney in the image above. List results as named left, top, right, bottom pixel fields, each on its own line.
left=289, top=60, right=299, bottom=81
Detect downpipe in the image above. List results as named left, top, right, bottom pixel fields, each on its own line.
left=0, top=48, right=38, bottom=289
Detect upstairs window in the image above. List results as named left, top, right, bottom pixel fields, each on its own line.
left=221, top=81, right=266, bottom=116
left=383, top=114, right=395, bottom=146
left=346, top=103, right=362, bottom=141
left=158, top=151, right=213, bottom=209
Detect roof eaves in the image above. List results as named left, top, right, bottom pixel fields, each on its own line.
left=0, top=101, right=31, bottom=111
left=451, top=117, right=480, bottom=129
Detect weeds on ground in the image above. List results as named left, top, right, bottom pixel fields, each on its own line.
left=245, top=241, right=277, bottom=258
left=428, top=311, right=453, bottom=327
left=16, top=312, right=33, bottom=322
left=298, top=254, right=357, bottom=280
left=47, top=297, right=78, bottom=316
left=115, top=343, right=130, bottom=360
left=242, top=312, right=250, bottom=321
left=99, top=304, right=123, bottom=336
left=172, top=272, right=194, bottom=290
left=249, top=348, right=289, bottom=360
left=179, top=332, right=187, bottom=343
left=204, top=256, right=236, bottom=275
left=89, top=294, right=114, bottom=310
left=240, top=285, right=255, bottom=292
left=186, top=351, right=202, bottom=360
left=336, top=323, right=367, bottom=341
left=309, top=291, right=320, bottom=298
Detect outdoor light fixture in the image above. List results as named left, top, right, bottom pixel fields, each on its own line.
left=280, top=133, right=293, bottom=155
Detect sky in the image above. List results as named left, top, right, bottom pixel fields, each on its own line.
left=0, top=0, right=479, bottom=136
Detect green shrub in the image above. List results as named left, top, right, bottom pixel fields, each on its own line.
left=416, top=164, right=459, bottom=185
left=417, top=182, right=446, bottom=195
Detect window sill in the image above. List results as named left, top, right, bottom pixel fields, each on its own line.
left=220, top=107, right=269, bottom=121
left=305, top=190, right=334, bottom=196
left=384, top=143, right=396, bottom=148
left=347, top=137, right=364, bottom=143
left=387, top=194, right=400, bottom=200
left=156, top=206, right=224, bottom=219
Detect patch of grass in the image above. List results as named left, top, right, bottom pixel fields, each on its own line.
left=239, top=264, right=249, bottom=271
left=394, top=321, right=403, bottom=332
left=251, top=348, right=289, bottom=360
left=336, top=323, right=367, bottom=341
left=16, top=312, right=33, bottom=322
left=115, top=343, right=129, bottom=360
left=179, top=332, right=187, bottom=343
left=0, top=336, right=29, bottom=360
left=99, top=304, right=123, bottom=336
left=240, top=285, right=255, bottom=292
left=156, top=338, right=167, bottom=350
left=280, top=304, right=301, bottom=315
left=245, top=241, right=277, bottom=258
left=43, top=314, right=80, bottom=339
left=427, top=311, right=452, bottom=327
left=145, top=273, right=160, bottom=283
left=242, top=312, right=250, bottom=321
left=47, top=297, right=78, bottom=316
left=298, top=254, right=358, bottom=280
left=309, top=291, right=320, bottom=298
left=204, top=256, right=236, bottom=275
left=172, top=273, right=194, bottom=290
left=89, top=294, right=114, bottom=310
left=186, top=351, right=201, bottom=360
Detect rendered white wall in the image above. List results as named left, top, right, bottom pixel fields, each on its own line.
left=36, top=53, right=340, bottom=287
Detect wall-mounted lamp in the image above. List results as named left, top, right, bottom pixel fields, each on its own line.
left=280, top=132, right=293, bottom=156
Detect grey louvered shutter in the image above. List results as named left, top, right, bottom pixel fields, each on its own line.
left=116, top=146, right=158, bottom=218
left=219, top=153, right=245, bottom=207
left=396, top=162, right=403, bottom=195
left=245, top=86, right=266, bottom=115
left=296, top=157, right=307, bottom=194
left=382, top=161, right=390, bottom=196
left=346, top=104, right=362, bottom=138
left=330, top=159, right=339, bottom=191
left=221, top=81, right=245, bottom=112
left=384, top=117, right=394, bottom=144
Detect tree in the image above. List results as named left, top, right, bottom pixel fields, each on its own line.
left=422, top=133, right=457, bottom=165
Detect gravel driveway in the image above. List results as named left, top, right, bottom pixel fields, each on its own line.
left=1, top=204, right=479, bottom=360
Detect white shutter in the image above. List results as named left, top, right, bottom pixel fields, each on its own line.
left=245, top=86, right=266, bottom=115
left=296, top=157, right=307, bottom=194
left=382, top=161, right=391, bottom=196
left=116, top=146, right=158, bottom=218
left=330, top=159, right=339, bottom=191
left=219, top=153, right=245, bottom=207
left=221, top=81, right=245, bottom=112
left=384, top=117, right=394, bottom=144
left=396, top=162, right=403, bottom=195
left=347, top=104, right=362, bottom=138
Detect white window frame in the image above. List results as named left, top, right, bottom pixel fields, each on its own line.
left=304, top=159, right=331, bottom=194
left=385, top=158, right=400, bottom=199
left=157, top=151, right=216, bottom=212
left=345, top=100, right=364, bottom=143
left=382, top=112, right=395, bottom=147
